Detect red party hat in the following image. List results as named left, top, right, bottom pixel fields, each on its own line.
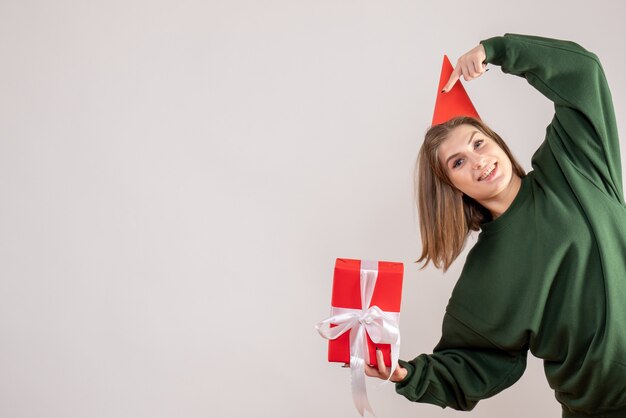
left=431, top=55, right=480, bottom=126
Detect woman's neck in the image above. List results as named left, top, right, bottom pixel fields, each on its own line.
left=482, top=175, right=523, bottom=219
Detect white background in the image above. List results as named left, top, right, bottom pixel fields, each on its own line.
left=1, top=1, right=625, bottom=417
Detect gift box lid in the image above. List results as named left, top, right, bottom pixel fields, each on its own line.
left=331, top=258, right=403, bottom=312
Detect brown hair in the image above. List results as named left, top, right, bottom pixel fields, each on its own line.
left=415, top=116, right=526, bottom=271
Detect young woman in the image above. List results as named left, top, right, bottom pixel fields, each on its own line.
left=365, top=34, right=626, bottom=417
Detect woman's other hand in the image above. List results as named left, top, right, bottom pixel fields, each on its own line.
left=442, top=44, right=487, bottom=93
left=363, top=348, right=408, bottom=382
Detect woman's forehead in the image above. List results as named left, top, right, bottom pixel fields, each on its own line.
left=438, top=125, right=482, bottom=159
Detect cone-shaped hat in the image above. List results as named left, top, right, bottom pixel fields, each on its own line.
left=432, top=55, right=480, bottom=126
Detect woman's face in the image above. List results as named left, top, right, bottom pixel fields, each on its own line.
left=438, top=124, right=516, bottom=204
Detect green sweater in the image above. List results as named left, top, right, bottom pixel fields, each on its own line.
left=396, top=34, right=626, bottom=417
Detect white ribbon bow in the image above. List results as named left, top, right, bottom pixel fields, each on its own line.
left=316, top=260, right=401, bottom=417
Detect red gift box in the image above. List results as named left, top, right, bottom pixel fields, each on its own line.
left=327, top=258, right=403, bottom=367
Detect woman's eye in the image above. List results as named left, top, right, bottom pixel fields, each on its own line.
left=453, top=159, right=464, bottom=169
left=474, top=139, right=483, bottom=149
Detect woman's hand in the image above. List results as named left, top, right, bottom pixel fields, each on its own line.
left=442, top=44, right=487, bottom=93
left=362, top=348, right=408, bottom=382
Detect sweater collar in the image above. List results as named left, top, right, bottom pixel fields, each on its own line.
left=480, top=174, right=532, bottom=234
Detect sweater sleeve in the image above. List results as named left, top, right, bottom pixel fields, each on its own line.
left=395, top=312, right=527, bottom=411
left=481, top=34, right=623, bottom=203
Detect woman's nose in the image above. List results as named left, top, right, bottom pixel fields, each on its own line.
left=470, top=155, right=487, bottom=169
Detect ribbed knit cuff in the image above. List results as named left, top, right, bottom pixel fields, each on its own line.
left=480, top=35, right=507, bottom=66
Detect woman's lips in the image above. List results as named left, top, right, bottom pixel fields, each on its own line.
left=478, top=162, right=497, bottom=181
